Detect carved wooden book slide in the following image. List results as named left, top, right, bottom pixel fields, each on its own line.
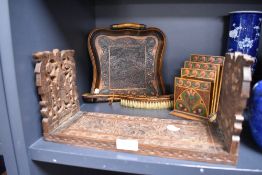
left=83, top=23, right=166, bottom=102
left=34, top=50, right=252, bottom=165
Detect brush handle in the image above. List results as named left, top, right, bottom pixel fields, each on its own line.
left=82, top=93, right=173, bottom=103
left=82, top=93, right=121, bottom=102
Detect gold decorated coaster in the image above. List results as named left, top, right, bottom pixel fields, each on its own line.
left=180, top=68, right=217, bottom=114
left=184, top=61, right=221, bottom=112
left=190, top=54, right=225, bottom=65
left=190, top=54, right=225, bottom=111
left=172, top=77, right=212, bottom=120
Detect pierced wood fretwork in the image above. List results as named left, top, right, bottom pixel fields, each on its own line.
left=34, top=49, right=79, bottom=134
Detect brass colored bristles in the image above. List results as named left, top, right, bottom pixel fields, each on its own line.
left=120, top=95, right=174, bottom=110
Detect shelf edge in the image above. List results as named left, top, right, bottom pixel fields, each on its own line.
left=29, top=138, right=262, bottom=175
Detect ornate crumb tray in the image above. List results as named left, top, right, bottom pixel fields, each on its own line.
left=34, top=50, right=253, bottom=165
left=84, top=23, right=166, bottom=102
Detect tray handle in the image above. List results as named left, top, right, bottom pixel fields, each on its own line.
left=111, top=23, right=146, bottom=30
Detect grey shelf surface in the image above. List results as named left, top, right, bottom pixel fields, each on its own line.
left=29, top=103, right=262, bottom=175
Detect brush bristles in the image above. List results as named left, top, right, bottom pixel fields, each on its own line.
left=120, top=99, right=174, bottom=109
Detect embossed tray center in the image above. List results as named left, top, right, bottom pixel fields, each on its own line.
left=109, top=46, right=146, bottom=89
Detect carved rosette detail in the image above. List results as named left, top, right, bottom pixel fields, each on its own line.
left=34, top=49, right=80, bottom=134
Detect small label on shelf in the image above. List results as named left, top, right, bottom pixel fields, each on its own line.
left=116, top=138, right=138, bottom=151
left=166, top=124, right=180, bottom=132
left=94, top=88, right=100, bottom=94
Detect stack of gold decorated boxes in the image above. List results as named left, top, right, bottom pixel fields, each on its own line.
left=171, top=54, right=225, bottom=121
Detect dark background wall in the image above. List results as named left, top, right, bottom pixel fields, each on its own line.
left=8, top=0, right=95, bottom=174
left=9, top=0, right=95, bottom=147
left=95, top=0, right=262, bottom=93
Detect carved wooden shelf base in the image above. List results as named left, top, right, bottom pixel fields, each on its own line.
left=46, top=111, right=235, bottom=164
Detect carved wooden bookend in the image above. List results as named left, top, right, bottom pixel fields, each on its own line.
left=34, top=50, right=251, bottom=165
left=83, top=23, right=166, bottom=102
left=217, top=53, right=253, bottom=156
left=33, top=49, right=80, bottom=134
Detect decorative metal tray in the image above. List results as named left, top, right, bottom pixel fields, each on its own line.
left=87, top=23, right=166, bottom=98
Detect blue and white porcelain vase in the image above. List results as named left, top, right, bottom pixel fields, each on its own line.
left=249, top=80, right=262, bottom=149
left=227, top=11, right=262, bottom=71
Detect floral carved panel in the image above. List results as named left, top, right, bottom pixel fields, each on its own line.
left=34, top=49, right=80, bottom=134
